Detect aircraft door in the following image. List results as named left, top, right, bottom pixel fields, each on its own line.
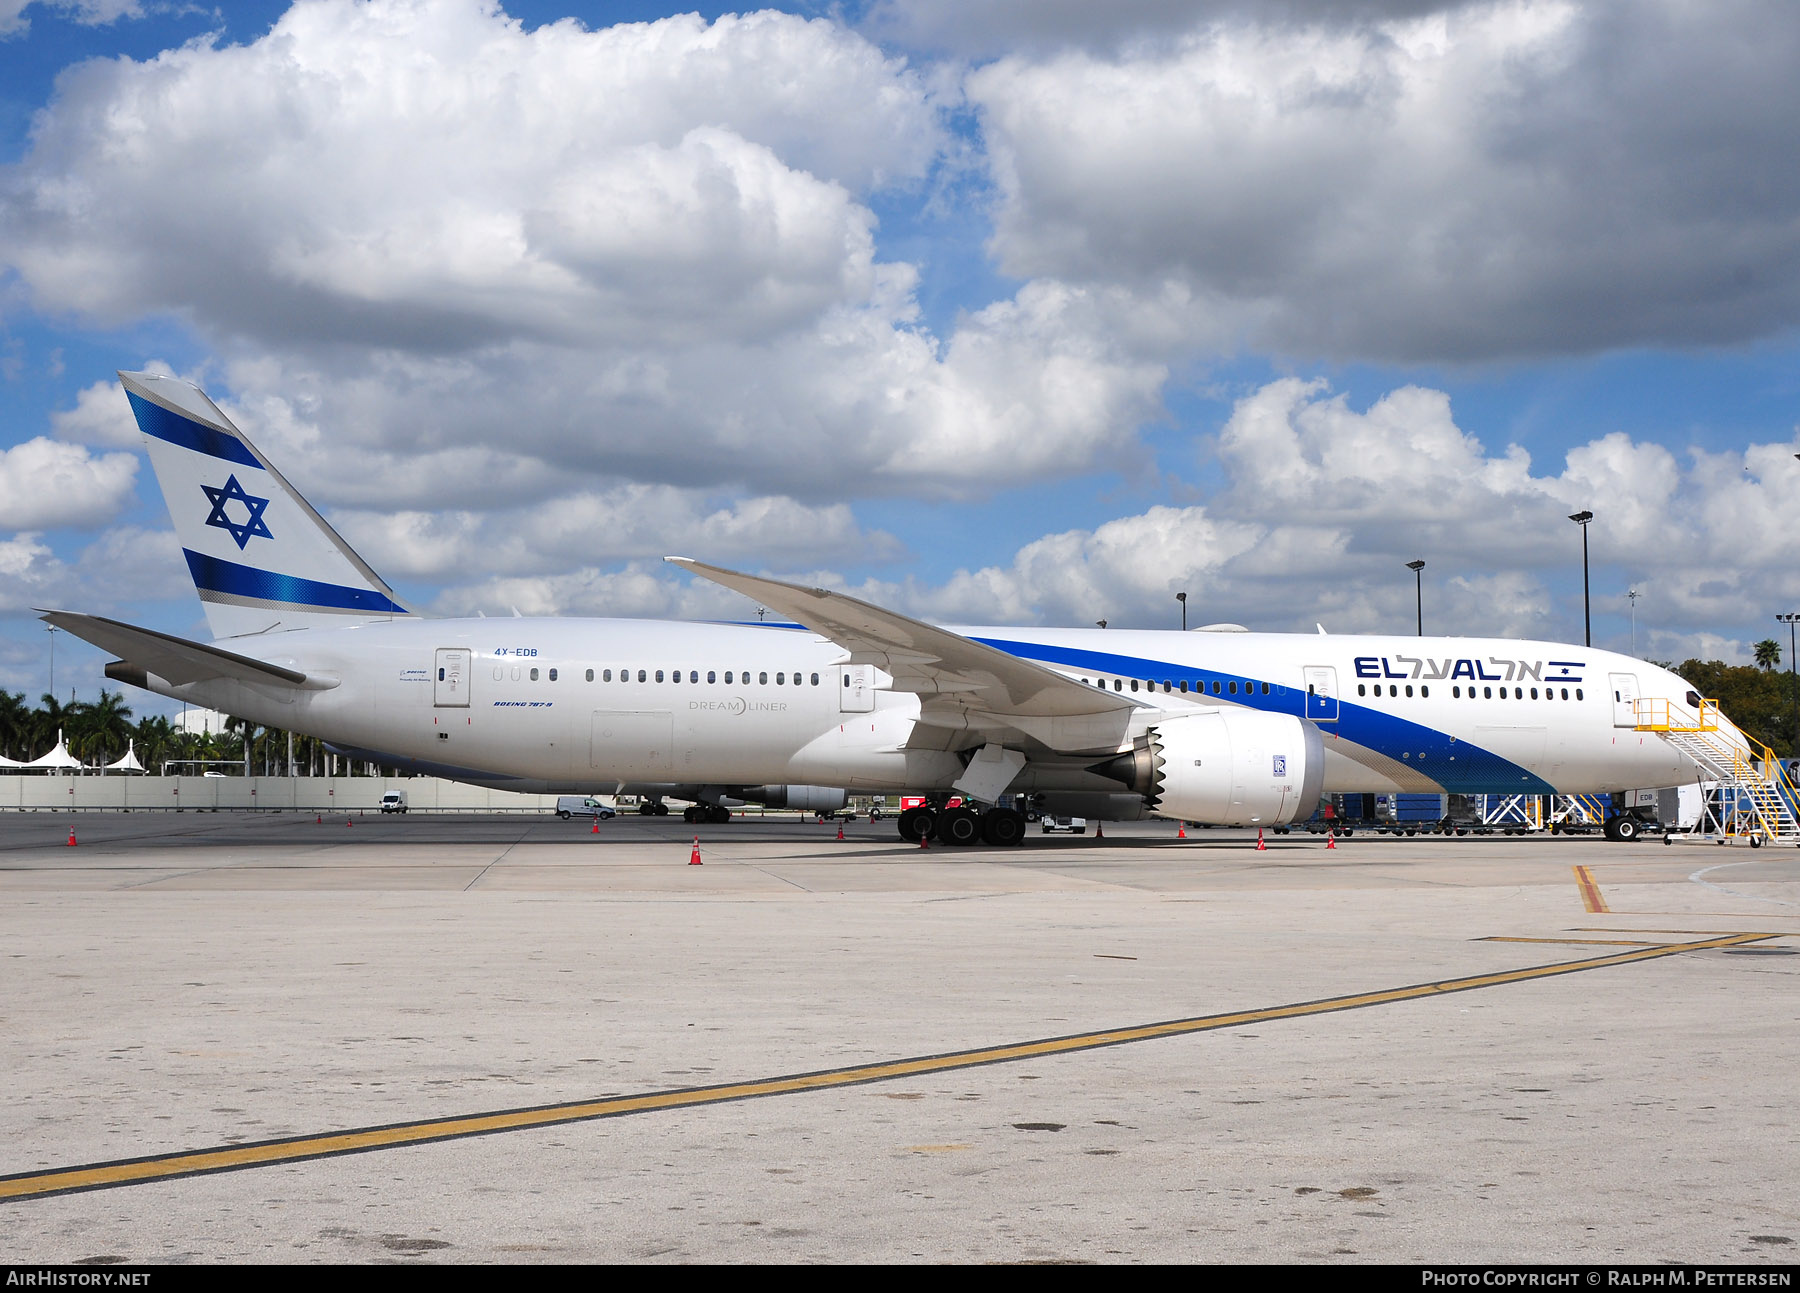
left=840, top=664, right=875, bottom=713
left=434, top=648, right=471, bottom=707
left=1303, top=666, right=1339, bottom=722
left=1609, top=672, right=1640, bottom=728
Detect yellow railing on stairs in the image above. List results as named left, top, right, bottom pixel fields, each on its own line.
left=1636, top=697, right=1799, bottom=841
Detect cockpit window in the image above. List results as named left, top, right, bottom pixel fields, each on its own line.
left=1686, top=690, right=1702, bottom=709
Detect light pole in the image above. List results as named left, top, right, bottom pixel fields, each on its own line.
left=1406, top=560, right=1425, bottom=636
left=1176, top=591, right=1187, bottom=631
left=1569, top=511, right=1593, bottom=647
left=1779, top=613, right=1799, bottom=758
left=45, top=624, right=58, bottom=700
left=1626, top=588, right=1640, bottom=656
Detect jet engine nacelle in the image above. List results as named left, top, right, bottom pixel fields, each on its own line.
left=1097, top=709, right=1325, bottom=827
left=744, top=784, right=848, bottom=812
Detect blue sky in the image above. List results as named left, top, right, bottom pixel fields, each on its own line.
left=2, top=0, right=1797, bottom=713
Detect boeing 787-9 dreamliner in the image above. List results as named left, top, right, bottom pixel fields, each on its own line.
left=39, top=371, right=1739, bottom=846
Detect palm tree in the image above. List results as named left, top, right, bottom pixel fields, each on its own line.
left=32, top=693, right=73, bottom=760
left=71, top=689, right=134, bottom=764
left=0, top=690, right=30, bottom=761
left=1754, top=639, right=1782, bottom=670
left=134, top=715, right=177, bottom=774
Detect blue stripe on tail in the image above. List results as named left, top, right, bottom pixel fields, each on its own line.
left=183, top=550, right=408, bottom=614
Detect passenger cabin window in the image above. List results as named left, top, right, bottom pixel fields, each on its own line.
left=548, top=668, right=558, bottom=682
left=760, top=672, right=769, bottom=685
left=708, top=671, right=716, bottom=683
left=655, top=670, right=664, bottom=682
left=530, top=668, right=539, bottom=681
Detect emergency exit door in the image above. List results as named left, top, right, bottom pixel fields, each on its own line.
left=1303, top=665, right=1339, bottom=722
left=840, top=664, right=875, bottom=713
left=435, top=648, right=471, bottom=707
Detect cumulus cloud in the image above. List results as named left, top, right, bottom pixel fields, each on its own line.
left=0, top=437, right=137, bottom=529
left=868, top=0, right=1462, bottom=58
left=969, top=0, right=1800, bottom=360
left=330, top=485, right=902, bottom=582
left=1, top=1, right=140, bottom=39
left=635, top=378, right=1799, bottom=654
left=2, top=1, right=1173, bottom=501
left=5, top=2, right=931, bottom=348
left=0, top=524, right=182, bottom=616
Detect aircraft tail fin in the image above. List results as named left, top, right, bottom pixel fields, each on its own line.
left=119, top=371, right=411, bottom=639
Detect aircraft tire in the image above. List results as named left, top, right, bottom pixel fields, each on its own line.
left=940, top=807, right=982, bottom=846
left=897, top=806, right=935, bottom=842
left=709, top=805, right=731, bottom=824
left=1602, top=817, right=1621, bottom=841
left=981, top=809, right=1026, bottom=847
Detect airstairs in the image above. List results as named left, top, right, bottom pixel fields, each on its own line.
left=1636, top=698, right=1800, bottom=846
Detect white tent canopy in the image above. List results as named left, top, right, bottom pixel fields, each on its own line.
left=105, top=739, right=146, bottom=773
left=20, top=729, right=81, bottom=771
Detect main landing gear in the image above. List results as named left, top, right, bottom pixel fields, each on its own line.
left=682, top=804, right=732, bottom=824
left=896, top=803, right=1027, bottom=846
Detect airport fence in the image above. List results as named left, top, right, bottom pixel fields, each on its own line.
left=0, top=774, right=567, bottom=814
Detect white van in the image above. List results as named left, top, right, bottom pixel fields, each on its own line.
left=379, top=790, right=408, bottom=814
left=556, top=796, right=616, bottom=821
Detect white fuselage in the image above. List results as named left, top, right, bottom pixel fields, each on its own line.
left=141, top=615, right=1714, bottom=805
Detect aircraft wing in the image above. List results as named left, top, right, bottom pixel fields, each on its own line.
left=38, top=610, right=325, bottom=689
left=666, top=557, right=1137, bottom=754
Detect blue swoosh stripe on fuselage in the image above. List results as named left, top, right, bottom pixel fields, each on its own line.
left=971, top=636, right=1555, bottom=794
left=184, top=550, right=409, bottom=615
left=128, top=392, right=262, bottom=468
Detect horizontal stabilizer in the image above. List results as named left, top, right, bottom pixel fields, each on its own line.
left=37, top=610, right=327, bottom=689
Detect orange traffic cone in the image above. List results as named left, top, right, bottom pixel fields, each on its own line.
left=1255, top=828, right=1266, bottom=851
left=1095, top=821, right=1104, bottom=839
left=315, top=814, right=322, bottom=825
left=688, top=837, right=702, bottom=866
left=836, top=823, right=845, bottom=841
left=591, top=816, right=599, bottom=834
left=1325, top=832, right=1337, bottom=849
left=1177, top=823, right=1187, bottom=839
left=67, top=829, right=76, bottom=847
left=919, top=830, right=930, bottom=850
left=347, top=816, right=353, bottom=827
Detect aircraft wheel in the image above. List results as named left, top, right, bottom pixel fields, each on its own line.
left=638, top=803, right=656, bottom=817
left=897, top=806, right=935, bottom=842
left=710, top=805, right=731, bottom=824
left=1602, top=817, right=1621, bottom=841
left=981, top=809, right=1026, bottom=846
left=1613, top=816, right=1640, bottom=843
left=940, top=807, right=982, bottom=846
left=654, top=803, right=669, bottom=816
